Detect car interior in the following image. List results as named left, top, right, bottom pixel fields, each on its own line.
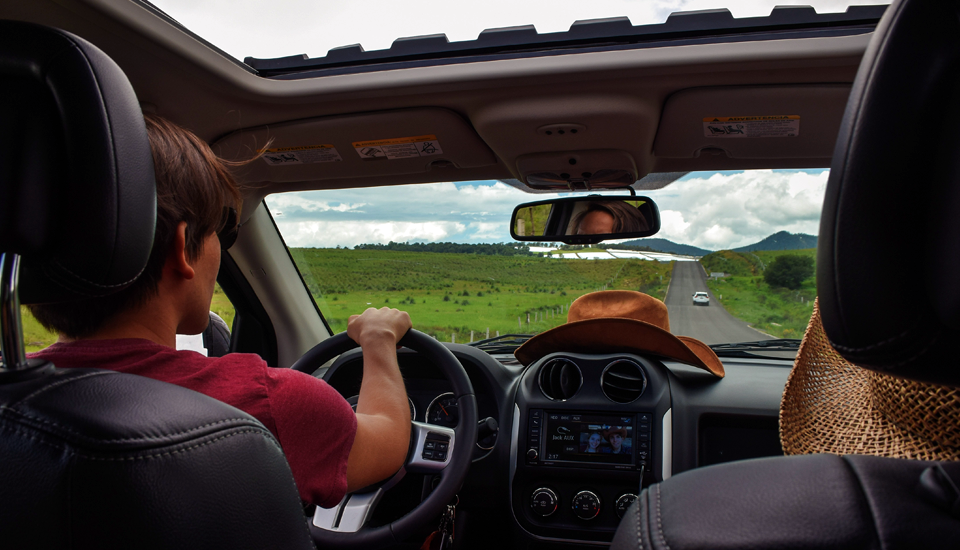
left=2, top=0, right=960, bottom=548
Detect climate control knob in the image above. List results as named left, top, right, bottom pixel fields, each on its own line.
left=530, top=488, right=558, bottom=517
left=571, top=490, right=601, bottom=520
left=616, top=494, right=638, bottom=518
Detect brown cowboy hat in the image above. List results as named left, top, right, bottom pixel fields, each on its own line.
left=781, top=299, right=960, bottom=461
left=514, top=290, right=724, bottom=378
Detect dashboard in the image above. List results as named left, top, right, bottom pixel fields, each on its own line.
left=321, top=343, right=791, bottom=547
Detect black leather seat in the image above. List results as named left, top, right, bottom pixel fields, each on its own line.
left=612, top=0, right=960, bottom=548
left=0, top=21, right=314, bottom=549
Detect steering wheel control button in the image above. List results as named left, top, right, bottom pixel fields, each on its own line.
left=616, top=494, right=638, bottom=518
left=572, top=491, right=601, bottom=520
left=530, top=488, right=558, bottom=517
left=422, top=433, right=451, bottom=462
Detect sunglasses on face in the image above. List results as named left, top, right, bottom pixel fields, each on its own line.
left=218, top=207, right=240, bottom=250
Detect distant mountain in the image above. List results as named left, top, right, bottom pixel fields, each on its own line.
left=733, top=231, right=818, bottom=252
left=616, top=238, right=712, bottom=257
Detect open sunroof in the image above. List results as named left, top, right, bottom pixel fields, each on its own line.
left=244, top=5, right=887, bottom=79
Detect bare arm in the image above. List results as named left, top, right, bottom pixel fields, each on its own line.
left=345, top=307, right=412, bottom=492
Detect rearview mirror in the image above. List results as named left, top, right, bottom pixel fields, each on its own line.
left=510, top=196, right=661, bottom=245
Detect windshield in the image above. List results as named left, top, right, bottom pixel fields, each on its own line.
left=267, top=169, right=825, bottom=354
left=149, top=1, right=889, bottom=61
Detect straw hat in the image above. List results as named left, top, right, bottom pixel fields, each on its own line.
left=780, top=299, right=960, bottom=460
left=514, top=290, right=724, bottom=378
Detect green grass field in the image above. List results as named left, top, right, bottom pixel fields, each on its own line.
left=703, top=248, right=817, bottom=339
left=19, top=251, right=670, bottom=349
left=290, top=248, right=673, bottom=340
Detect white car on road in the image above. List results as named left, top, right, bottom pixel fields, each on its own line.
left=693, top=292, right=710, bottom=306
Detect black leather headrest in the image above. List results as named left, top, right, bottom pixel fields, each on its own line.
left=0, top=20, right=156, bottom=303
left=818, top=0, right=960, bottom=385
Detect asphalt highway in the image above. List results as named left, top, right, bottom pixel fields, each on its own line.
left=664, top=261, right=771, bottom=345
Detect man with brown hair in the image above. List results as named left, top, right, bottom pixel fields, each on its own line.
left=28, top=115, right=412, bottom=508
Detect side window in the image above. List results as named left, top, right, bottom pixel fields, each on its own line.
left=21, top=286, right=237, bottom=356
left=23, top=306, right=57, bottom=352
left=211, top=282, right=236, bottom=331
left=177, top=282, right=236, bottom=357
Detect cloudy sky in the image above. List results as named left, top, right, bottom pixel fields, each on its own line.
left=149, top=1, right=850, bottom=250
left=150, top=0, right=887, bottom=61
left=265, top=170, right=829, bottom=251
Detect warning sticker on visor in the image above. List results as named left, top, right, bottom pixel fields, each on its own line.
left=703, top=116, right=800, bottom=138
left=261, top=145, right=342, bottom=165
left=353, top=135, right=443, bottom=160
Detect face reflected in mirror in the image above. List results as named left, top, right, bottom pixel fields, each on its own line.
left=573, top=201, right=650, bottom=235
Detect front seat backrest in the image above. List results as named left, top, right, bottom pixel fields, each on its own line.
left=818, top=0, right=960, bottom=385
left=612, top=1, right=960, bottom=548
left=0, top=21, right=314, bottom=549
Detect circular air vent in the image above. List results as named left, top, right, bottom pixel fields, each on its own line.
left=601, top=359, right=647, bottom=403
left=538, top=358, right=583, bottom=401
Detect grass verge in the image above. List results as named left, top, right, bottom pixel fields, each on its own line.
left=703, top=248, right=817, bottom=339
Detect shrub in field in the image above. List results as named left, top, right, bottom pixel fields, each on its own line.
left=764, top=255, right=814, bottom=290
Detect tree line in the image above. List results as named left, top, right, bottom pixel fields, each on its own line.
left=353, top=241, right=533, bottom=256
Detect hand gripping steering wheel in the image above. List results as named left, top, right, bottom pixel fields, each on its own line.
left=290, top=329, right=477, bottom=549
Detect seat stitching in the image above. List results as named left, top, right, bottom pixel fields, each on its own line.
left=656, top=485, right=671, bottom=550
left=17, top=371, right=113, bottom=404
left=1, top=422, right=279, bottom=456
left=840, top=456, right=885, bottom=549
left=0, top=407, right=255, bottom=443
left=75, top=429, right=276, bottom=460
left=636, top=490, right=643, bottom=550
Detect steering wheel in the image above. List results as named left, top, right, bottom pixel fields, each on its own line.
left=290, top=329, right=477, bottom=549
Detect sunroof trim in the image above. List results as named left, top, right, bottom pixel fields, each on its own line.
left=244, top=5, right=887, bottom=77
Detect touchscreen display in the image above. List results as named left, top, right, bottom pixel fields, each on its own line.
left=543, top=412, right=634, bottom=466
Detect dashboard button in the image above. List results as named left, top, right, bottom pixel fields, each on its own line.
left=571, top=491, right=601, bottom=520
left=616, top=494, right=638, bottom=518
left=530, top=488, right=558, bottom=517
left=526, top=448, right=539, bottom=461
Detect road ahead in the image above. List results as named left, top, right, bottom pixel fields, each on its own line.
left=665, top=261, right=770, bottom=345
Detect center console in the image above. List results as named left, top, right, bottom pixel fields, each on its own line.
left=511, top=353, right=671, bottom=545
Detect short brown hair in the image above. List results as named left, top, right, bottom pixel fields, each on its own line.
left=573, top=201, right=649, bottom=233
left=29, top=114, right=242, bottom=338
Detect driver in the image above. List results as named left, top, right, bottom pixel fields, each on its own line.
left=572, top=201, right=649, bottom=235
left=26, top=115, right=412, bottom=509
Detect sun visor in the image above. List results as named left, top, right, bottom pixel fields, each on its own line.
left=212, top=108, right=497, bottom=183
left=654, top=85, right=850, bottom=160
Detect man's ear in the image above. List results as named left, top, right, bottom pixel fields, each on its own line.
left=165, top=221, right=196, bottom=280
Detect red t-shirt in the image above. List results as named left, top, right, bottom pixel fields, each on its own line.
left=29, top=339, right=357, bottom=508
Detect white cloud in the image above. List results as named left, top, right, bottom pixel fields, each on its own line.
left=648, top=170, right=828, bottom=249
left=266, top=171, right=828, bottom=250
left=275, top=220, right=466, bottom=248
left=267, top=194, right=365, bottom=214
left=151, top=0, right=887, bottom=61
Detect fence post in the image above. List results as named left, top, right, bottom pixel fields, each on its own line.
left=518, top=317, right=522, bottom=330
left=452, top=333, right=456, bottom=344
left=470, top=331, right=474, bottom=342
left=486, top=327, right=490, bottom=339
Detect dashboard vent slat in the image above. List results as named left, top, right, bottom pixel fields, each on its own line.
left=539, top=359, right=582, bottom=401
left=601, top=360, right=647, bottom=403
